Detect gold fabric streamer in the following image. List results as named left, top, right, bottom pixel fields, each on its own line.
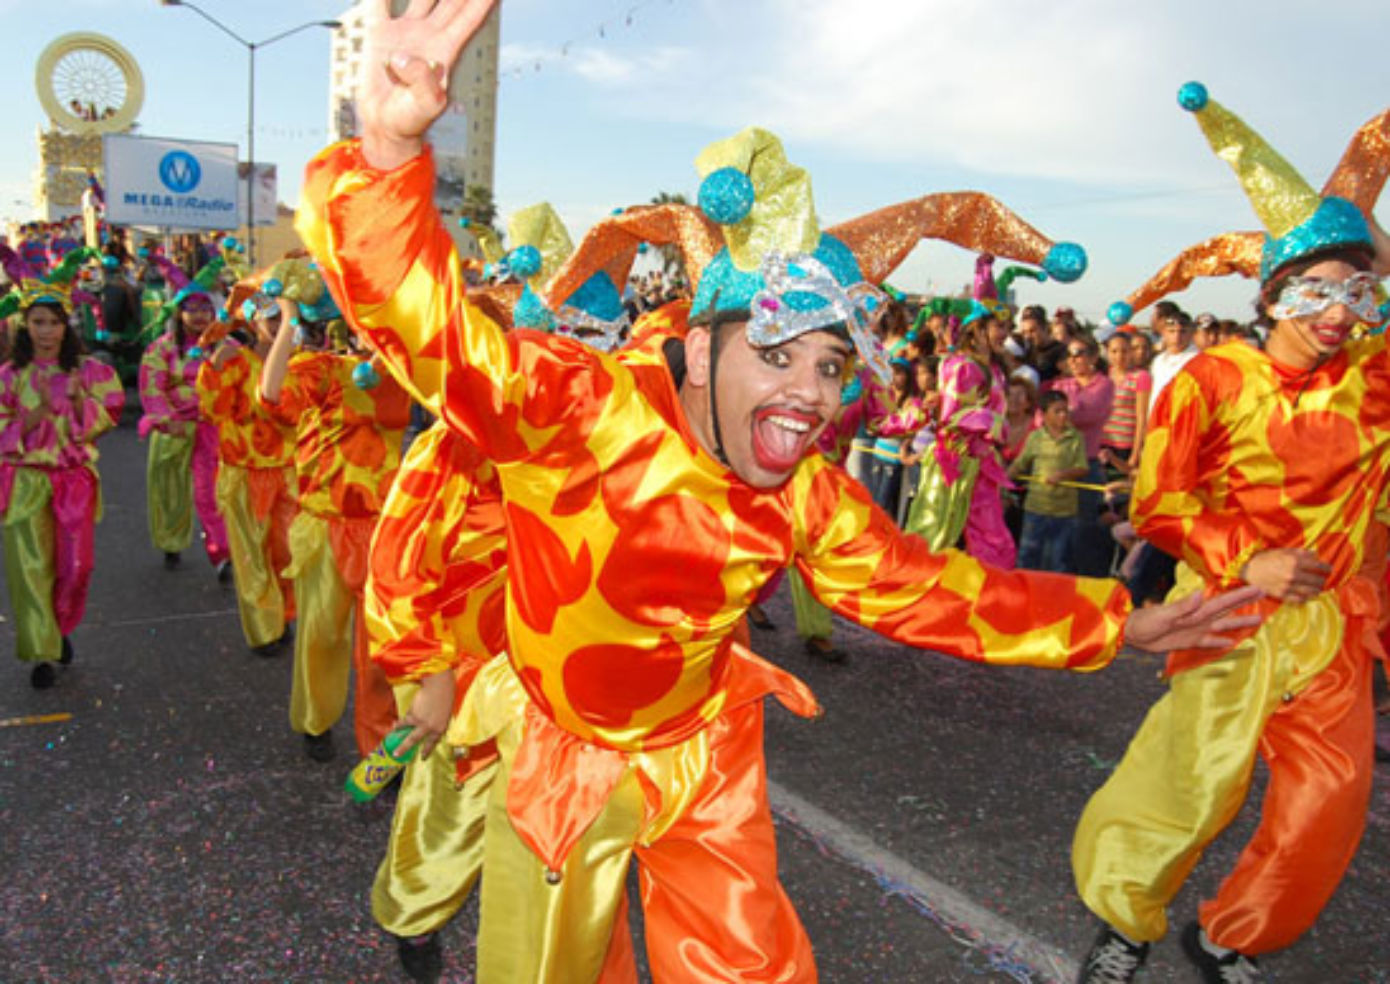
left=829, top=192, right=1055, bottom=286
left=1122, top=231, right=1264, bottom=319
left=1321, top=109, right=1390, bottom=216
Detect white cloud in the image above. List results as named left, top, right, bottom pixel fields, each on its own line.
left=565, top=0, right=1388, bottom=191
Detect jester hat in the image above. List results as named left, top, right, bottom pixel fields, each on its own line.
left=688, top=127, right=1088, bottom=384
left=1179, top=82, right=1376, bottom=283
left=497, top=202, right=646, bottom=352
left=543, top=202, right=723, bottom=353
left=1108, top=94, right=1390, bottom=326
left=0, top=244, right=100, bottom=320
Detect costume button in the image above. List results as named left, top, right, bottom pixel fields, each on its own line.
left=1281, top=691, right=1295, bottom=703
left=544, top=868, right=563, bottom=885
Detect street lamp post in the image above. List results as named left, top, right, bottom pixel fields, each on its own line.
left=160, top=1, right=339, bottom=266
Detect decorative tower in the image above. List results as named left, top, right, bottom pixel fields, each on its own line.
left=32, top=33, right=144, bottom=221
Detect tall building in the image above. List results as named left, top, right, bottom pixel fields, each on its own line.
left=328, top=1, right=499, bottom=253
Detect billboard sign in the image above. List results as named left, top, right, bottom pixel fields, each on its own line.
left=103, top=134, right=239, bottom=230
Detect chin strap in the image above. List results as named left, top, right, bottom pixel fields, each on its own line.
left=707, top=318, right=730, bottom=466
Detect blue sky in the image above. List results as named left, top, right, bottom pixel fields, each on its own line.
left=2, top=0, right=1386, bottom=322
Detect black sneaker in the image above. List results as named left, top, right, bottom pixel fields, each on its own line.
left=395, top=933, right=442, bottom=983
left=1181, top=921, right=1263, bottom=983
left=60, top=636, right=74, bottom=665
left=303, top=730, right=336, bottom=763
left=30, top=662, right=57, bottom=689
left=216, top=560, right=233, bottom=585
left=163, top=551, right=182, bottom=570
left=1077, top=924, right=1149, bottom=983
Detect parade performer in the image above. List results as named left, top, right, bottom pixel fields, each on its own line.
left=367, top=203, right=711, bottom=983
left=258, top=258, right=410, bottom=763
left=906, top=299, right=1018, bottom=567
left=0, top=248, right=124, bottom=688
left=1074, top=87, right=1390, bottom=984
left=138, top=256, right=230, bottom=576
left=196, top=275, right=299, bottom=655
left=298, top=7, right=1260, bottom=978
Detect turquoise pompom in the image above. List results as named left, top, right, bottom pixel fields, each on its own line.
left=221, top=236, right=239, bottom=251
left=263, top=278, right=283, bottom=297
left=1043, top=242, right=1088, bottom=283
left=1177, top=82, right=1208, bottom=112
left=458, top=217, right=472, bottom=228
left=1107, top=301, right=1134, bottom=326
left=352, top=361, right=381, bottom=390
left=611, top=207, right=624, bottom=216
left=242, top=299, right=258, bottom=320
left=101, top=255, right=120, bottom=269
left=698, top=167, right=755, bottom=226
left=187, top=346, right=204, bottom=360
left=637, top=243, right=649, bottom=254
left=508, top=245, right=543, bottom=279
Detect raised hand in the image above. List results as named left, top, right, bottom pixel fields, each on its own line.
left=359, top=0, right=498, bottom=170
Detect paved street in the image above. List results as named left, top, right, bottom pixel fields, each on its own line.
left=2, top=412, right=1388, bottom=983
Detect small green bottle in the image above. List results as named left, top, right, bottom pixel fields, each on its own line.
left=345, top=726, right=418, bottom=802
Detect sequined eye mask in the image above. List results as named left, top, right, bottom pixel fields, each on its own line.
left=747, top=252, right=890, bottom=384
left=1270, top=272, right=1384, bottom=323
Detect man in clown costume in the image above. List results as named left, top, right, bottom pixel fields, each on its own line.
left=1073, top=86, right=1390, bottom=984
left=298, top=4, right=1262, bottom=980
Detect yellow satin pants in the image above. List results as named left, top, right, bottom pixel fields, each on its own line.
left=1072, top=588, right=1376, bottom=954
left=461, top=667, right=816, bottom=984
left=285, top=511, right=395, bottom=757
left=372, top=681, right=496, bottom=938
left=146, top=429, right=193, bottom=553
left=216, top=464, right=296, bottom=648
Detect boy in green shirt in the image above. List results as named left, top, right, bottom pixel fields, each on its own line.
left=1009, top=390, right=1089, bottom=571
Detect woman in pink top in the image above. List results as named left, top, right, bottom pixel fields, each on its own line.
left=0, top=282, right=125, bottom=688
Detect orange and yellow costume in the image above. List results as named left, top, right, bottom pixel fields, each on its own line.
left=1074, top=84, right=1390, bottom=960
left=197, top=343, right=298, bottom=649
left=1073, top=337, right=1390, bottom=954
left=299, top=139, right=1130, bottom=981
left=364, top=419, right=504, bottom=939
left=260, top=347, right=411, bottom=757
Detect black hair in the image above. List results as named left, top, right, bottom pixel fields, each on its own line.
left=1038, top=389, right=1069, bottom=413
left=13, top=302, right=83, bottom=371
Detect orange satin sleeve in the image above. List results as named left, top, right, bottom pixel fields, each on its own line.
left=791, top=455, right=1129, bottom=670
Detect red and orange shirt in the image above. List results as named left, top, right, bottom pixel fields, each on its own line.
left=259, top=350, right=411, bottom=520
left=196, top=344, right=296, bottom=470
left=1134, top=338, right=1390, bottom=592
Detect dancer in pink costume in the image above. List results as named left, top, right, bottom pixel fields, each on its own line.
left=138, top=257, right=229, bottom=575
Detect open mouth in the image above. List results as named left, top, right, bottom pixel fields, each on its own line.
left=1311, top=322, right=1350, bottom=348
left=751, top=406, right=821, bottom=473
